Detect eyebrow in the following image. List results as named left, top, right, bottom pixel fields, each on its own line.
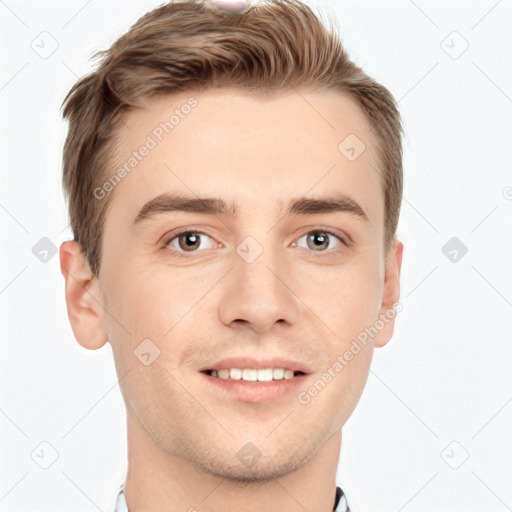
left=133, top=192, right=369, bottom=224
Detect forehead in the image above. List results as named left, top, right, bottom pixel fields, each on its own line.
left=106, top=88, right=384, bottom=230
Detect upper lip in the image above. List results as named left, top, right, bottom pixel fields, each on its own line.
left=201, top=357, right=312, bottom=374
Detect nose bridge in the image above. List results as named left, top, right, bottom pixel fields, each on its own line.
left=217, top=236, right=299, bottom=333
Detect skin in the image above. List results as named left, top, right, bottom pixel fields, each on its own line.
left=60, top=89, right=403, bottom=512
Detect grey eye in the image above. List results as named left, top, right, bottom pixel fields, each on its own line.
left=294, top=231, right=342, bottom=252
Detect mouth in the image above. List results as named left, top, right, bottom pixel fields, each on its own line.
left=199, top=361, right=310, bottom=402
left=201, top=368, right=306, bottom=381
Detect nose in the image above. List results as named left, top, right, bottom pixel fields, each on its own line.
left=217, top=247, right=300, bottom=334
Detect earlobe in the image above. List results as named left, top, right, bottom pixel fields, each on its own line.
left=59, top=240, right=109, bottom=350
left=373, top=237, right=404, bottom=348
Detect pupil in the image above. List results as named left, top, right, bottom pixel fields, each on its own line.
left=308, top=232, right=329, bottom=251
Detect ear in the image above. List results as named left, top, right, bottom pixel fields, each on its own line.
left=373, top=237, right=404, bottom=348
left=59, top=240, right=108, bottom=350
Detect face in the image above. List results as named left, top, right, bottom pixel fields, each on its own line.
left=67, top=89, right=402, bottom=480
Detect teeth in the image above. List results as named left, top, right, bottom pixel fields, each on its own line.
left=272, top=368, right=284, bottom=380
left=257, top=368, right=273, bottom=382
left=242, top=369, right=258, bottom=381
left=218, top=369, right=230, bottom=379
left=209, top=368, right=298, bottom=381
left=229, top=368, right=242, bottom=380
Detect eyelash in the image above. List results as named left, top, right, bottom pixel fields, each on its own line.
left=162, top=228, right=349, bottom=258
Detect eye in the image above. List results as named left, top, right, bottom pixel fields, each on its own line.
left=164, top=230, right=220, bottom=256
left=292, top=230, right=345, bottom=253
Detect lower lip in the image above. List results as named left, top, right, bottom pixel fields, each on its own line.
left=200, top=372, right=309, bottom=402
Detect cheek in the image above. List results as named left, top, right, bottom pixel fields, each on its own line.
left=290, top=256, right=383, bottom=338
left=102, top=259, right=230, bottom=370
left=101, top=257, right=187, bottom=332
left=297, top=341, right=373, bottom=429
left=335, top=345, right=373, bottom=423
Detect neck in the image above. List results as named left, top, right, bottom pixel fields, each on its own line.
left=123, top=410, right=342, bottom=512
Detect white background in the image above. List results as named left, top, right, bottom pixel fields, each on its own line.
left=1, top=0, right=511, bottom=510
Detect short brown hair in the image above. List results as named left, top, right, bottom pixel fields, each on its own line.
left=61, top=0, right=403, bottom=277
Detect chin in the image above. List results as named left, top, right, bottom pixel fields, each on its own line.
left=194, top=438, right=320, bottom=482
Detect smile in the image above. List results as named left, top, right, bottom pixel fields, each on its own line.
left=203, top=368, right=305, bottom=381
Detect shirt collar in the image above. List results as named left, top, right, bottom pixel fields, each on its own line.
left=112, top=483, right=350, bottom=512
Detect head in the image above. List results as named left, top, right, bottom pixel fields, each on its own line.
left=60, top=0, right=403, bottom=481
